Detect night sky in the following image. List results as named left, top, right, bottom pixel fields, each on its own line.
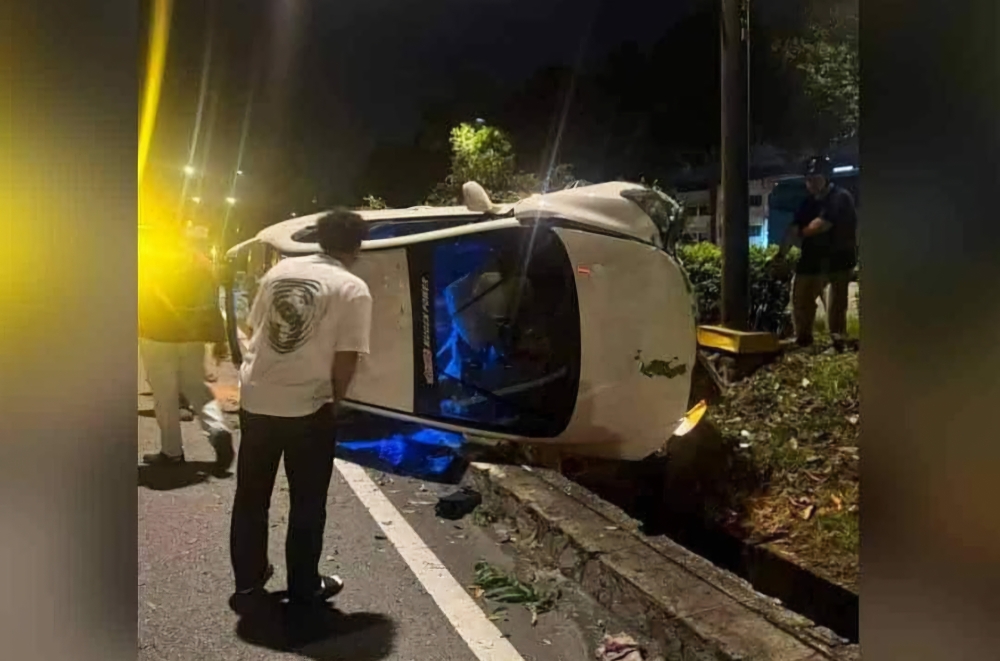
left=145, top=0, right=812, bottom=233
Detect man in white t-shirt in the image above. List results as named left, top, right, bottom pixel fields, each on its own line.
left=230, top=209, right=372, bottom=605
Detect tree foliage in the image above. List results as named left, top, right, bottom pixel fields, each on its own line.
left=775, top=4, right=859, bottom=144
left=450, top=122, right=517, bottom=193
left=426, top=121, right=579, bottom=206
left=426, top=122, right=517, bottom=205
left=360, top=194, right=387, bottom=210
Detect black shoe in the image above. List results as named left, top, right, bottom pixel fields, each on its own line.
left=179, top=408, right=195, bottom=422
left=288, top=575, right=344, bottom=605
left=209, top=430, right=235, bottom=472
left=142, top=451, right=185, bottom=465
left=234, top=563, right=274, bottom=596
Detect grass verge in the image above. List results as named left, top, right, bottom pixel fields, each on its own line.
left=709, top=340, right=860, bottom=591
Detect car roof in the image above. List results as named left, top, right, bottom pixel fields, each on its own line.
left=232, top=181, right=655, bottom=258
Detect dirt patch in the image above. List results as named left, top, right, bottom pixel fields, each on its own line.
left=708, top=345, right=860, bottom=592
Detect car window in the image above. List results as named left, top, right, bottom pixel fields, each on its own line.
left=407, top=225, right=581, bottom=437
left=291, top=215, right=482, bottom=244
left=367, top=216, right=482, bottom=240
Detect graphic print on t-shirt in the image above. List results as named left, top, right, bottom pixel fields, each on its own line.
left=266, top=278, right=325, bottom=354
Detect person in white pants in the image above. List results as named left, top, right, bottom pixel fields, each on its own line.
left=139, top=339, right=231, bottom=462
left=139, top=220, right=234, bottom=469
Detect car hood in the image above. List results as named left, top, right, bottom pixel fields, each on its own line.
left=514, top=182, right=661, bottom=246
left=549, top=227, right=697, bottom=460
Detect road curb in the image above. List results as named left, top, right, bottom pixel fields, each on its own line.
left=468, top=462, right=860, bottom=661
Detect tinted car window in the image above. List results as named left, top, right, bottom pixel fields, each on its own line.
left=291, top=215, right=482, bottom=243
left=407, top=226, right=581, bottom=437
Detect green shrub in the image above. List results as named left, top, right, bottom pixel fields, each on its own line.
left=676, top=243, right=799, bottom=334
left=676, top=242, right=722, bottom=323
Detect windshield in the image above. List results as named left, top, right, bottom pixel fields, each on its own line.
left=407, top=225, right=580, bottom=437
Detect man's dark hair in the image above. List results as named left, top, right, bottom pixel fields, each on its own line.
left=315, top=208, right=368, bottom=255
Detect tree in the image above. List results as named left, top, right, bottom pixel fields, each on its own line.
left=775, top=2, right=859, bottom=145
left=426, top=121, right=578, bottom=205
left=449, top=122, right=517, bottom=195
left=360, top=194, right=387, bottom=210
left=426, top=122, right=515, bottom=204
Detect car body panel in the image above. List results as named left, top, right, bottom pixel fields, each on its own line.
left=513, top=182, right=661, bottom=247
left=223, top=182, right=698, bottom=460
left=234, top=182, right=660, bottom=259
left=546, top=227, right=697, bottom=460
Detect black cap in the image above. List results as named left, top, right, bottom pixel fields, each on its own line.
left=804, top=155, right=833, bottom=178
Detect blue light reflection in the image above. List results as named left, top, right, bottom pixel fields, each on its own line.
left=336, top=415, right=467, bottom=484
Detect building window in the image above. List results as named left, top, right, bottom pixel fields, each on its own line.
left=749, top=195, right=763, bottom=207
left=748, top=225, right=762, bottom=238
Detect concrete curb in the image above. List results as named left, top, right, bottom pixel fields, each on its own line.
left=468, top=462, right=860, bottom=661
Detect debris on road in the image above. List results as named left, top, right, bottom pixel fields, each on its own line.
left=435, top=486, right=483, bottom=520
left=472, top=506, right=498, bottom=527
left=471, top=561, right=556, bottom=625
left=595, top=633, right=649, bottom=661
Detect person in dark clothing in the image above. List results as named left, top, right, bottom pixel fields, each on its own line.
left=138, top=221, right=234, bottom=468
left=230, top=210, right=372, bottom=605
left=775, top=156, right=858, bottom=350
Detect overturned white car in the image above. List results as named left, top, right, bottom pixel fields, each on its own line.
left=224, top=181, right=701, bottom=461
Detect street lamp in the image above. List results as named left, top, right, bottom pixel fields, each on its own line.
left=236, top=169, right=244, bottom=176
left=183, top=164, right=196, bottom=177
left=191, top=196, right=201, bottom=204
left=226, top=196, right=237, bottom=205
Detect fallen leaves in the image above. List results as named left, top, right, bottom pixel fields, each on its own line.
left=470, top=561, right=557, bottom=626
left=708, top=347, right=860, bottom=591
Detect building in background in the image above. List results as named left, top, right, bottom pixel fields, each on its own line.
left=674, top=178, right=775, bottom=247
left=665, top=145, right=859, bottom=248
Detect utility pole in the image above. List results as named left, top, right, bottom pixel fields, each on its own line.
left=720, top=0, right=750, bottom=330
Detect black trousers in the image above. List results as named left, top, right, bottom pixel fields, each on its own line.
left=230, top=404, right=336, bottom=597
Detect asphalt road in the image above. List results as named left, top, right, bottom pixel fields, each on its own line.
left=138, top=388, right=612, bottom=661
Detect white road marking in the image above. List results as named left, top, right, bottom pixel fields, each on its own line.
left=335, top=459, right=525, bottom=661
